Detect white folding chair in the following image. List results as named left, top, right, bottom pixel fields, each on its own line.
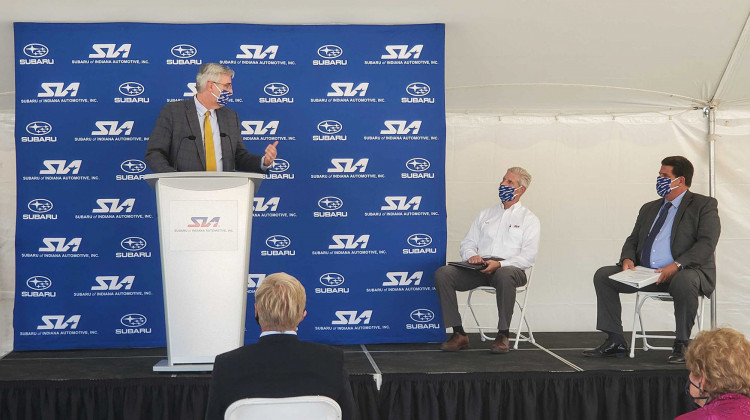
left=224, top=396, right=342, bottom=420
left=629, top=291, right=705, bottom=358
left=465, top=266, right=535, bottom=350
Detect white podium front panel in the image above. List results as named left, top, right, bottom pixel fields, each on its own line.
left=153, top=176, right=255, bottom=366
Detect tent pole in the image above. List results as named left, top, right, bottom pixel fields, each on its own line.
left=707, top=106, right=717, bottom=329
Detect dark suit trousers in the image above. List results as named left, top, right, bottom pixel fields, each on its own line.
left=593, top=265, right=703, bottom=341
left=435, top=265, right=527, bottom=331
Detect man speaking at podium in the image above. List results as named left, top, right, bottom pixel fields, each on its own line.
left=145, top=63, right=278, bottom=173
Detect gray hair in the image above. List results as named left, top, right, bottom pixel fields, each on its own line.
left=195, top=63, right=234, bottom=92
left=507, top=167, right=532, bottom=189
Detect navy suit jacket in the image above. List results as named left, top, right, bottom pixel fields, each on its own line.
left=620, top=190, right=721, bottom=295
left=145, top=99, right=265, bottom=173
left=204, top=334, right=356, bottom=420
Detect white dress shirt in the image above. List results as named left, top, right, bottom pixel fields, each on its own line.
left=194, top=96, right=224, bottom=171
left=459, top=201, right=541, bottom=270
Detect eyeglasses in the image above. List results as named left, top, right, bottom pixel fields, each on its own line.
left=212, top=81, right=232, bottom=90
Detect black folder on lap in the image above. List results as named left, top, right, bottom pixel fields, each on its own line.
left=448, top=261, right=488, bottom=270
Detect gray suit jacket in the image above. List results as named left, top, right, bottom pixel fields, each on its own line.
left=620, top=190, right=721, bottom=295
left=145, top=99, right=265, bottom=173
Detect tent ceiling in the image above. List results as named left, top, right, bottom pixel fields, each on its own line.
left=4, top=0, right=750, bottom=114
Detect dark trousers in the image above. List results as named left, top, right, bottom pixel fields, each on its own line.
left=593, top=265, right=703, bottom=341
left=434, top=265, right=527, bottom=331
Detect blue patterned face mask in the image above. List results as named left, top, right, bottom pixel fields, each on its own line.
left=211, top=83, right=232, bottom=107
left=656, top=176, right=678, bottom=197
left=498, top=184, right=522, bottom=202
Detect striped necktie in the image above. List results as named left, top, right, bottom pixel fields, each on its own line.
left=639, top=202, right=672, bottom=268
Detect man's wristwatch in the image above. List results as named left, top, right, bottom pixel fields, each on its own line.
left=674, top=261, right=683, bottom=271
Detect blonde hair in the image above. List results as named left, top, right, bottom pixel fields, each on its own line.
left=686, top=328, right=750, bottom=398
left=196, top=63, right=234, bottom=92
left=507, top=167, right=532, bottom=189
left=255, top=272, right=306, bottom=331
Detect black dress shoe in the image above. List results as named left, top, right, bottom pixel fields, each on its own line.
left=667, top=341, right=687, bottom=364
left=583, top=340, right=628, bottom=358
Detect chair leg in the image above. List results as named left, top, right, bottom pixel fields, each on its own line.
left=466, top=289, right=489, bottom=342
left=513, top=289, right=530, bottom=350
left=630, top=293, right=641, bottom=358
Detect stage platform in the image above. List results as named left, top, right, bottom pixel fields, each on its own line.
left=0, top=332, right=694, bottom=419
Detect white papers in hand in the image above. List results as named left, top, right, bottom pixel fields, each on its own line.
left=609, top=266, right=660, bottom=289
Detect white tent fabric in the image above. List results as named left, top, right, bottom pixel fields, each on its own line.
left=2, top=0, right=750, bottom=353
left=446, top=111, right=750, bottom=335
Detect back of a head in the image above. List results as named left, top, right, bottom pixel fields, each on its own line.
left=255, top=272, right=306, bottom=331
left=686, top=327, right=750, bottom=398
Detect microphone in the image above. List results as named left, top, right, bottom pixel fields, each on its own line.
left=174, top=135, right=197, bottom=170
left=187, top=135, right=196, bottom=141
left=220, top=133, right=235, bottom=170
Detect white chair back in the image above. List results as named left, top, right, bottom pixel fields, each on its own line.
left=224, top=396, right=342, bottom=420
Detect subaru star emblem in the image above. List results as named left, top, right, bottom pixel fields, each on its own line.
left=26, top=121, right=52, bottom=136
left=171, top=44, right=197, bottom=58
left=23, top=43, right=49, bottom=58
left=410, top=309, right=435, bottom=323
left=118, top=82, right=145, bottom=97
left=120, top=237, right=147, bottom=251
left=407, top=233, right=433, bottom=248
left=120, top=159, right=146, bottom=174
left=266, top=235, right=291, bottom=249
left=269, top=159, right=290, bottom=173
left=406, top=82, right=431, bottom=97
left=319, top=273, right=345, bottom=287
left=27, top=199, right=53, bottom=213
left=317, top=120, right=343, bottom=134
left=120, top=314, right=147, bottom=327
left=264, top=83, right=290, bottom=97
left=405, top=158, right=431, bottom=172
left=26, top=276, right=52, bottom=291
left=318, top=196, right=343, bottom=210
left=317, top=45, right=343, bottom=59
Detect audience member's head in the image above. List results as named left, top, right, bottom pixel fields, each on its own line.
left=685, top=328, right=750, bottom=404
left=255, top=272, right=306, bottom=331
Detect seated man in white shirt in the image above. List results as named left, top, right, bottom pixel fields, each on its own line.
left=435, top=167, right=541, bottom=353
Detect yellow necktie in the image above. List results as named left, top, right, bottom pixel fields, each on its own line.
left=204, top=111, right=217, bottom=171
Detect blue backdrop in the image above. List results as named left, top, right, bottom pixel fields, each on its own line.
left=14, top=22, right=446, bottom=350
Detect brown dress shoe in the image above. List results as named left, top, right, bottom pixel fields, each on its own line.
left=491, top=334, right=510, bottom=354
left=440, top=333, right=469, bottom=351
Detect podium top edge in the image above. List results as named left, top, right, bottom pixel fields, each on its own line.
left=143, top=172, right=265, bottom=180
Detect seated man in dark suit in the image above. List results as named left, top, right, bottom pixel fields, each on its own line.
left=584, top=156, right=720, bottom=363
left=145, top=62, right=278, bottom=173
left=204, top=272, right=356, bottom=420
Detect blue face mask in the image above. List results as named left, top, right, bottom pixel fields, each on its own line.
left=498, top=184, right=522, bottom=203
left=656, top=176, right=678, bottom=197
left=211, top=83, right=232, bottom=107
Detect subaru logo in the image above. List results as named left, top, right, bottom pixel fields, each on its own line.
left=266, top=235, right=291, bottom=249
left=410, top=309, right=435, bottom=323
left=120, top=237, right=147, bottom=251
left=24, top=43, right=49, bottom=58
left=407, top=233, right=433, bottom=247
left=406, top=82, right=430, bottom=97
left=405, top=158, right=431, bottom=172
left=264, top=83, right=290, bottom=97
left=171, top=44, right=197, bottom=58
left=318, top=196, right=343, bottom=210
left=120, top=159, right=146, bottom=174
left=118, top=82, right=145, bottom=97
left=120, top=313, right=147, bottom=327
left=317, top=45, right=343, bottom=59
left=317, top=120, right=343, bottom=134
left=319, top=273, right=345, bottom=287
left=26, top=121, right=52, bottom=136
left=27, top=199, right=53, bottom=213
left=26, top=276, right=52, bottom=291
left=269, top=158, right=290, bottom=173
